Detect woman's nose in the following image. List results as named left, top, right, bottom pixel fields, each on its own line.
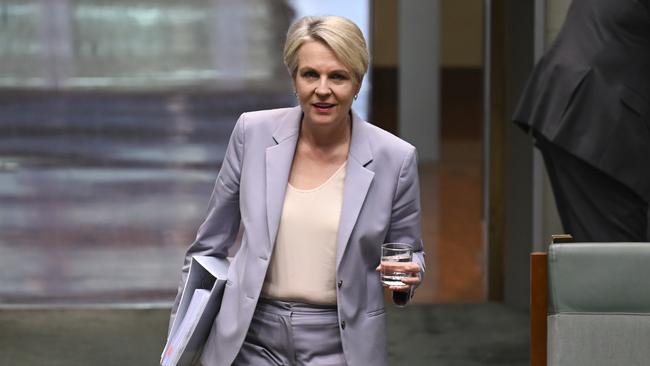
left=314, top=78, right=331, bottom=96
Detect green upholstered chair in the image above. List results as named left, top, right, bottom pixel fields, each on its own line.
left=531, top=237, right=650, bottom=366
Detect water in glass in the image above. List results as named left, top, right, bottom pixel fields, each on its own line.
left=380, top=243, right=413, bottom=286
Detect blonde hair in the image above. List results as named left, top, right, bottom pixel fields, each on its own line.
left=283, top=16, right=369, bottom=85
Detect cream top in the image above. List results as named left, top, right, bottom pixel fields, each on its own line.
left=261, top=162, right=347, bottom=305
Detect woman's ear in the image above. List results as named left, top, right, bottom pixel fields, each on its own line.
left=354, top=81, right=363, bottom=96
left=291, top=78, right=299, bottom=96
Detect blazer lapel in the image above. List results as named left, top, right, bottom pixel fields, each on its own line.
left=336, top=110, right=375, bottom=268
left=265, top=107, right=301, bottom=247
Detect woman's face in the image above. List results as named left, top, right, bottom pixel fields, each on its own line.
left=293, top=40, right=359, bottom=129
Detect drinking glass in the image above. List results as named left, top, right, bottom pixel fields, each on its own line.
left=380, top=243, right=413, bottom=286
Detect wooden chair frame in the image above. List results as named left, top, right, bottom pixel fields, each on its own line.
left=530, top=252, right=547, bottom=366
left=530, top=234, right=572, bottom=366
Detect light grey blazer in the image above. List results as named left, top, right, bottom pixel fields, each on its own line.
left=171, top=106, right=425, bottom=366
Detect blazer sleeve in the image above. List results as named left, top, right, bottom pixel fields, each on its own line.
left=386, top=147, right=426, bottom=303
left=168, top=113, right=245, bottom=328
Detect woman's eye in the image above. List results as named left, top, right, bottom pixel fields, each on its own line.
left=331, top=73, right=347, bottom=80
left=303, top=71, right=318, bottom=78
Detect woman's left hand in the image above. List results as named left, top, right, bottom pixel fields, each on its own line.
left=375, top=262, right=422, bottom=292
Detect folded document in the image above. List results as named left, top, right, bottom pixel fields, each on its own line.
left=161, top=256, right=229, bottom=366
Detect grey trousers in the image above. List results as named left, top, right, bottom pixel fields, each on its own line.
left=232, top=298, right=347, bottom=366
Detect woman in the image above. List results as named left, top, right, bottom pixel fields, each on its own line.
left=170, top=15, right=425, bottom=366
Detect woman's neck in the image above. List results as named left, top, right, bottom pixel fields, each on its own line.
left=296, top=118, right=350, bottom=166
left=299, top=116, right=352, bottom=152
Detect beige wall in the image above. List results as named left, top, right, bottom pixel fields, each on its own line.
left=373, top=0, right=483, bottom=68
left=441, top=0, right=483, bottom=68
left=372, top=0, right=399, bottom=67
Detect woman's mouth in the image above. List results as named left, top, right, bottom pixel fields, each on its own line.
left=313, top=103, right=336, bottom=113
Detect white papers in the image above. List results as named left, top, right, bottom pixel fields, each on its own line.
left=161, top=256, right=229, bottom=366
left=161, top=289, right=210, bottom=366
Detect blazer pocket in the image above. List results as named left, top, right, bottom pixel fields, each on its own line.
left=366, top=307, right=386, bottom=318
left=558, top=68, right=592, bottom=122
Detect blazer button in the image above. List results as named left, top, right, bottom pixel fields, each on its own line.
left=340, top=320, right=346, bottom=329
left=337, top=280, right=343, bottom=288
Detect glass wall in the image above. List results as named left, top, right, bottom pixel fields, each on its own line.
left=0, top=0, right=296, bottom=303
left=0, top=0, right=292, bottom=90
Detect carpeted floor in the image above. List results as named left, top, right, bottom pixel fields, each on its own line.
left=0, top=302, right=529, bottom=366
left=387, top=303, right=529, bottom=365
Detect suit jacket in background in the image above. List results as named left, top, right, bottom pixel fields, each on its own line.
left=513, top=0, right=650, bottom=200
left=171, top=106, right=425, bottom=366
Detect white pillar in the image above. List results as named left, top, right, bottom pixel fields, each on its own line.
left=398, top=0, right=440, bottom=162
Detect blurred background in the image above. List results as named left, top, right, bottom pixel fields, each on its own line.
left=0, top=0, right=571, bottom=364
left=0, top=0, right=486, bottom=307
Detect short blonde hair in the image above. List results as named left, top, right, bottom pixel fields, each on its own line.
left=283, top=16, right=369, bottom=85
